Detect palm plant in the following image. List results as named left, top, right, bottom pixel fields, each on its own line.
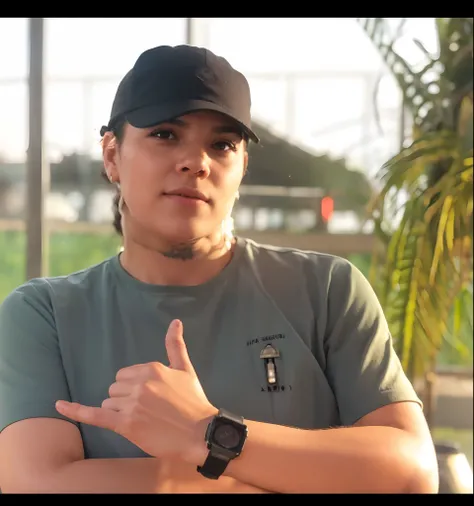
left=357, top=18, right=473, bottom=414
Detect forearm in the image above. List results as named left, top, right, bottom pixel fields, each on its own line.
left=33, top=457, right=268, bottom=494
left=34, top=457, right=162, bottom=493
left=222, top=421, right=435, bottom=494
left=155, top=458, right=270, bottom=493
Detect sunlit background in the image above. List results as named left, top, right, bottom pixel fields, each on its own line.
left=0, top=18, right=471, bottom=489
left=0, top=18, right=439, bottom=230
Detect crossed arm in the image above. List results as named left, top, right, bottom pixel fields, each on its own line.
left=0, top=284, right=439, bottom=493
left=0, top=400, right=437, bottom=494
left=0, top=418, right=267, bottom=493
left=0, top=319, right=438, bottom=494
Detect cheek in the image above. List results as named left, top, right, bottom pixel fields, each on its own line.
left=213, top=170, right=243, bottom=215
left=119, top=150, right=166, bottom=197
left=215, top=156, right=245, bottom=189
left=225, top=166, right=245, bottom=197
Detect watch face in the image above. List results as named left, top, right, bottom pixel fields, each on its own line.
left=213, top=423, right=241, bottom=450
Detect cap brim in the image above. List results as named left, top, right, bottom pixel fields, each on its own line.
left=125, top=99, right=259, bottom=144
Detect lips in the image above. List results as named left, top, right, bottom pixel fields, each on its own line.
left=164, top=188, right=209, bottom=202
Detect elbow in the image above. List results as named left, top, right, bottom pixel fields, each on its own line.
left=381, top=431, right=439, bottom=494
left=405, top=468, right=439, bottom=494
left=405, top=461, right=439, bottom=494
left=403, top=442, right=439, bottom=494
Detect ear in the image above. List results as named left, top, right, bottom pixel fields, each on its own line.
left=243, top=151, right=249, bottom=176
left=102, top=131, right=120, bottom=183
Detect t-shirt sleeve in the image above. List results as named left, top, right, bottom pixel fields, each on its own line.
left=0, top=281, right=77, bottom=433
left=323, top=258, right=422, bottom=426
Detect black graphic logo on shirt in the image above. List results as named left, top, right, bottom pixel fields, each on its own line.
left=258, top=343, right=292, bottom=394
left=261, top=384, right=292, bottom=393
left=246, top=333, right=286, bottom=347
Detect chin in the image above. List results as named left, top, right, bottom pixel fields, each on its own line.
left=157, top=221, right=212, bottom=245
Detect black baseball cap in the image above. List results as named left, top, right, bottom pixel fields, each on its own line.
left=100, top=44, right=259, bottom=143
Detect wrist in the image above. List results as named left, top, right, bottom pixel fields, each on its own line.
left=195, top=408, right=249, bottom=480
left=183, top=408, right=218, bottom=467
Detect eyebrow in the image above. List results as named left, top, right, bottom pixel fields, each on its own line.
left=163, top=118, right=244, bottom=137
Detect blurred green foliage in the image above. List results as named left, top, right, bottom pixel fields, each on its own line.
left=359, top=18, right=473, bottom=383
left=0, top=230, right=120, bottom=300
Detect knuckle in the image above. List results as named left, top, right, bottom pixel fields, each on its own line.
left=151, top=361, right=165, bottom=378
left=115, top=367, right=127, bottom=380
left=101, top=397, right=112, bottom=409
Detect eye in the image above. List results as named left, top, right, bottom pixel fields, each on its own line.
left=149, top=128, right=176, bottom=140
left=213, top=140, right=237, bottom=152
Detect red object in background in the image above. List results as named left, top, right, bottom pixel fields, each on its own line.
left=321, top=196, right=334, bottom=222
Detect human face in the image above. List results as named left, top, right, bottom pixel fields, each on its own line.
left=103, top=110, right=248, bottom=245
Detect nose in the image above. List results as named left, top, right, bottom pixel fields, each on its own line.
left=176, top=148, right=211, bottom=179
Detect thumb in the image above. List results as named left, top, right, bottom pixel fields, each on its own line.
left=165, top=319, right=196, bottom=375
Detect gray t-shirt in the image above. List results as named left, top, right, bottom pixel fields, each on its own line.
left=0, top=237, right=420, bottom=458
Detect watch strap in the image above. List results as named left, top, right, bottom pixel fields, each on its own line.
left=197, top=452, right=230, bottom=480
left=218, top=408, right=244, bottom=425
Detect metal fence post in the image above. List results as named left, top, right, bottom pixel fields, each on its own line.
left=26, top=17, right=49, bottom=279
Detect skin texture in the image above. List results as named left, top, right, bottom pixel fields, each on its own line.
left=52, top=319, right=439, bottom=494
left=0, top=111, right=439, bottom=493
left=102, top=111, right=248, bottom=286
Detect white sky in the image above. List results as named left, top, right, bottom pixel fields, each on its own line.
left=0, top=18, right=438, bottom=175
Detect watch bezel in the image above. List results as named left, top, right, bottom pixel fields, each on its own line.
left=206, top=413, right=248, bottom=457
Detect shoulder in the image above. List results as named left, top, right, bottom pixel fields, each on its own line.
left=0, top=256, right=117, bottom=318
left=238, top=236, right=358, bottom=285
left=237, top=236, right=377, bottom=318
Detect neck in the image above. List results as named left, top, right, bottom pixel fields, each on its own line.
left=119, top=232, right=235, bottom=286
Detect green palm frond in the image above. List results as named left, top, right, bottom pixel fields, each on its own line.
left=357, top=18, right=445, bottom=131
left=359, top=18, right=473, bottom=384
left=357, top=18, right=473, bottom=135
left=369, top=132, right=473, bottom=380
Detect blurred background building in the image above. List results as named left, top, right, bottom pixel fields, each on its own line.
left=1, top=18, right=431, bottom=233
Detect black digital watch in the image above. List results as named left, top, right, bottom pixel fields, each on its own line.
left=197, top=408, right=248, bottom=480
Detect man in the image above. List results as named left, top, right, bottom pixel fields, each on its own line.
left=0, top=44, right=438, bottom=493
